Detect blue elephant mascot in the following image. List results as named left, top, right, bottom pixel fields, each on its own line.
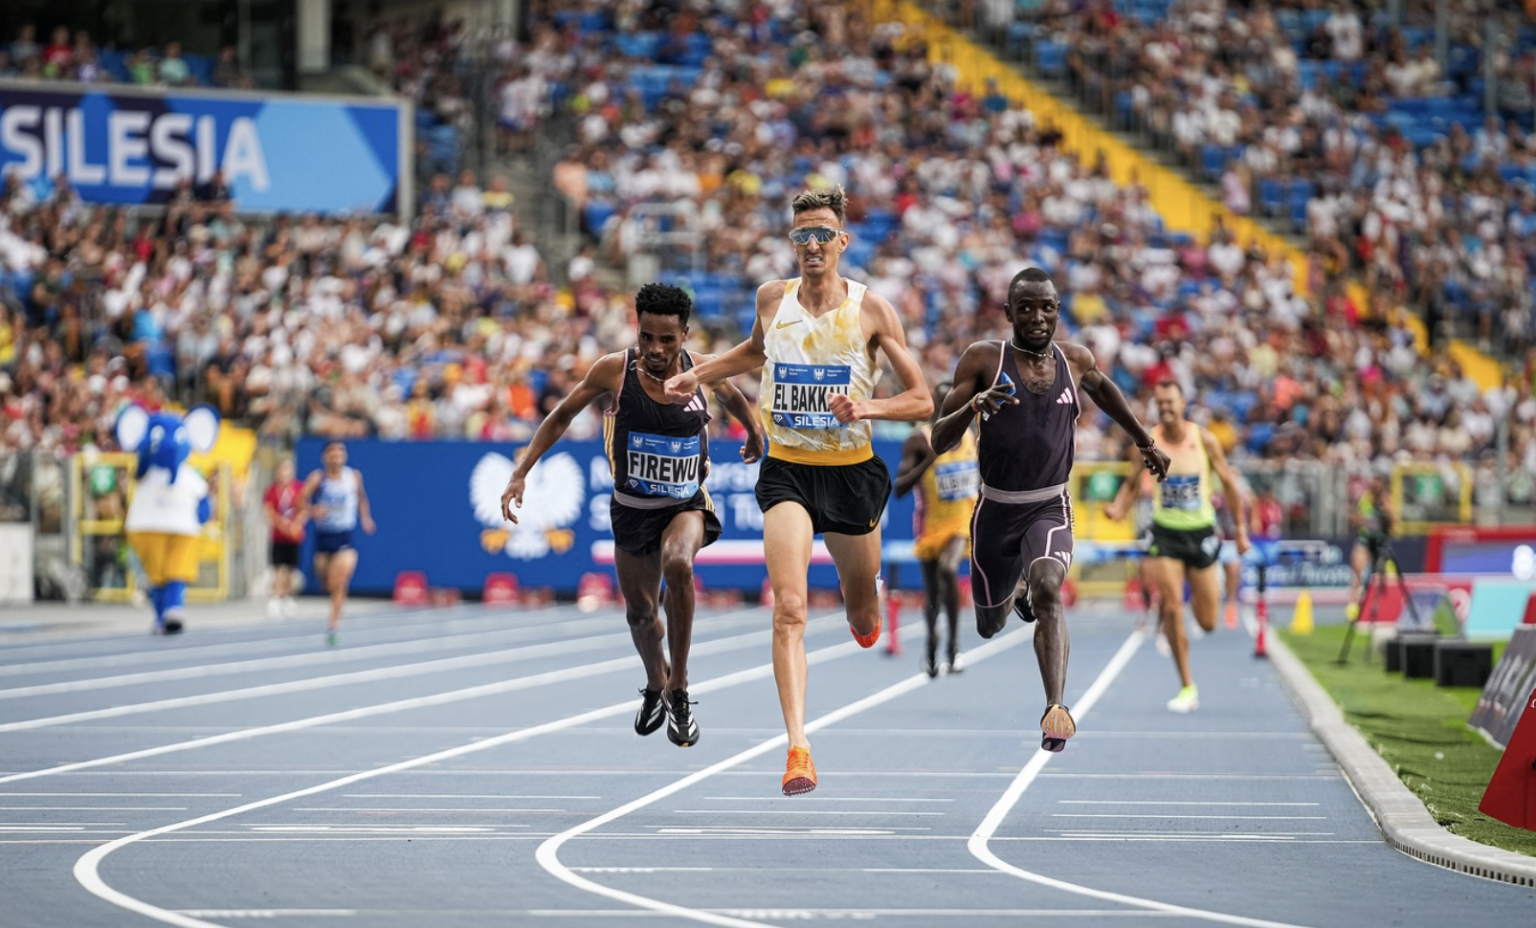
left=115, top=404, right=220, bottom=635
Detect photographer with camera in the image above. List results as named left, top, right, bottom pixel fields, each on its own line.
left=1347, top=474, right=1394, bottom=621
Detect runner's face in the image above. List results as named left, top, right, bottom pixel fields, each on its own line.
left=790, top=207, right=845, bottom=279
left=1153, top=386, right=1185, bottom=424
left=323, top=444, right=346, bottom=470
left=637, top=313, right=687, bottom=377
left=1006, top=281, right=1059, bottom=351
left=276, top=460, right=294, bottom=482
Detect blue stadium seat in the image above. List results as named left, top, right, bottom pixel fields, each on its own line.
left=1246, top=422, right=1276, bottom=453
left=613, top=32, right=661, bottom=59
left=184, top=54, right=213, bottom=86
left=583, top=201, right=618, bottom=235
left=1200, top=144, right=1226, bottom=182
left=1036, top=40, right=1067, bottom=79
left=1259, top=178, right=1284, bottom=217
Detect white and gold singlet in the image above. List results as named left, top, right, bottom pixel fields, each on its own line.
left=759, top=278, right=878, bottom=465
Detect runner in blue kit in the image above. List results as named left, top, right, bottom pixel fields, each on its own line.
left=301, top=441, right=375, bottom=647
left=932, top=268, right=1170, bottom=752
left=501, top=283, right=763, bottom=747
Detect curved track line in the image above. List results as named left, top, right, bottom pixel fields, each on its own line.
left=71, top=612, right=869, bottom=927
left=0, top=606, right=631, bottom=698
left=4, top=607, right=810, bottom=785
left=534, top=626, right=1032, bottom=928
left=967, top=630, right=1324, bottom=928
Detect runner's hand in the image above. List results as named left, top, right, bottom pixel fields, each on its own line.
left=500, top=473, right=527, bottom=524
left=741, top=429, right=764, bottom=464
left=1140, top=444, right=1171, bottom=480
left=664, top=371, right=700, bottom=404
left=828, top=393, right=868, bottom=424
left=969, top=384, right=1018, bottom=419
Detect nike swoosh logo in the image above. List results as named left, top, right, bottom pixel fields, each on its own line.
left=776, top=319, right=803, bottom=329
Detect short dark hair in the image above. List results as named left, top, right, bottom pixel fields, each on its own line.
left=1010, top=267, right=1054, bottom=290
left=636, top=282, right=692, bottom=326
left=1154, top=379, right=1185, bottom=397
left=791, top=186, right=848, bottom=226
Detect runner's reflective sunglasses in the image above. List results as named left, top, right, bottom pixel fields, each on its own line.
left=788, top=226, right=843, bottom=245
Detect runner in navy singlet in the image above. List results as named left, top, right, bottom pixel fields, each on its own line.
left=501, top=283, right=764, bottom=749
left=931, top=268, right=1170, bottom=752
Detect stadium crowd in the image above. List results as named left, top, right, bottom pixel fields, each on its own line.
left=1, top=0, right=1535, bottom=522
left=1034, top=0, right=1536, bottom=357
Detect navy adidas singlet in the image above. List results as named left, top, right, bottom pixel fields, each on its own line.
left=976, top=341, right=1078, bottom=496
left=604, top=348, right=712, bottom=508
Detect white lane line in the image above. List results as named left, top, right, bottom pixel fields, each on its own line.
left=1057, top=801, right=1320, bottom=806
left=0, top=793, right=239, bottom=797
left=0, top=806, right=186, bottom=811
left=0, top=603, right=532, bottom=675
left=522, top=908, right=1174, bottom=919
left=968, top=630, right=1326, bottom=928
left=177, top=911, right=357, bottom=919
left=0, top=606, right=655, bottom=699
left=1050, top=814, right=1328, bottom=820
left=0, top=623, right=664, bottom=731
left=1036, top=773, right=1336, bottom=780
left=703, top=796, right=954, bottom=803
left=673, top=809, right=943, bottom=816
left=1, top=607, right=797, bottom=785
left=342, top=794, right=599, bottom=800
left=291, top=808, right=567, bottom=814
left=533, top=626, right=1032, bottom=928
left=70, top=614, right=884, bottom=928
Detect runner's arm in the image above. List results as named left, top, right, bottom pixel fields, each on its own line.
left=1203, top=428, right=1248, bottom=552
left=1064, top=343, right=1162, bottom=464
left=502, top=353, right=623, bottom=520
left=829, top=291, right=932, bottom=424
left=704, top=357, right=765, bottom=464
left=355, top=471, right=376, bottom=534
left=931, top=342, right=1012, bottom=454
left=893, top=429, right=935, bottom=498
left=668, top=282, right=778, bottom=398
left=1104, top=450, right=1147, bottom=523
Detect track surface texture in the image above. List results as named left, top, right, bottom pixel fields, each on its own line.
left=2, top=599, right=1532, bottom=927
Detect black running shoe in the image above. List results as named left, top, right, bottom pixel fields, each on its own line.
left=667, top=688, right=699, bottom=747
left=634, top=688, right=666, bottom=736
left=922, top=639, right=939, bottom=678
left=1013, top=594, right=1037, bottom=624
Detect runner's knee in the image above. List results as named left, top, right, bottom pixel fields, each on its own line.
left=660, top=553, right=693, bottom=591
left=773, top=591, right=808, bottom=627
left=625, top=604, right=659, bottom=629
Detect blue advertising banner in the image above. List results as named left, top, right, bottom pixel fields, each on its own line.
left=0, top=80, right=409, bottom=215
left=295, top=439, right=919, bottom=596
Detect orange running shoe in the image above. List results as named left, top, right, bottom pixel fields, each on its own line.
left=851, top=614, right=881, bottom=649
left=1040, top=704, right=1076, bottom=753
left=782, top=746, right=818, bottom=795
left=1224, top=601, right=1239, bottom=629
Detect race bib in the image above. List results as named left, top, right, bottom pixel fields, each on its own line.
left=770, top=363, right=850, bottom=430
left=624, top=432, right=703, bottom=499
left=934, top=460, right=979, bottom=502
left=1159, top=474, right=1203, bottom=511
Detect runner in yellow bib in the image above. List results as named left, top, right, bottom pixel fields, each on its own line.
left=1106, top=380, right=1250, bottom=713
left=894, top=383, right=979, bottom=678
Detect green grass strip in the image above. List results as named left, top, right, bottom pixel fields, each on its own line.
left=1279, top=627, right=1536, bottom=856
